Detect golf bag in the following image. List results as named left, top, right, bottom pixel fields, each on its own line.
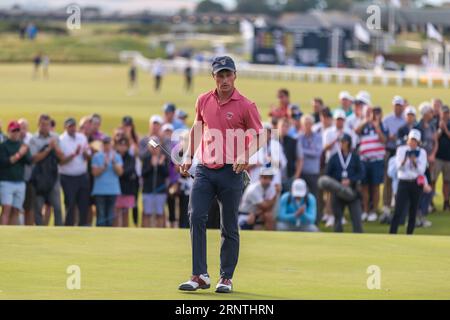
left=318, top=175, right=357, bottom=202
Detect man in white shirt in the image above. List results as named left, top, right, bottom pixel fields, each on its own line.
left=59, top=118, right=91, bottom=226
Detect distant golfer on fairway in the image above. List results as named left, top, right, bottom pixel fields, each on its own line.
left=178, top=56, right=264, bottom=293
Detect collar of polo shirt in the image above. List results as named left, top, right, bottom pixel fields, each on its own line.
left=213, top=88, right=240, bottom=104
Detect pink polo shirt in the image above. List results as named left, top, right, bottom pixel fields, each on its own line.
left=194, top=88, right=263, bottom=169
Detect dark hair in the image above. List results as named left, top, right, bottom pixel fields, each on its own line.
left=278, top=88, right=289, bottom=97
left=38, top=114, right=51, bottom=123
left=50, top=119, right=56, bottom=128
left=320, top=107, right=332, bottom=118
left=313, top=97, right=324, bottom=106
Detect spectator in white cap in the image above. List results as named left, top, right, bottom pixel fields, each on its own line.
left=323, top=109, right=357, bottom=164
left=382, top=95, right=406, bottom=219
left=138, top=115, right=163, bottom=159
left=397, top=106, right=418, bottom=147
left=390, top=129, right=428, bottom=234
left=276, top=178, right=318, bottom=232
left=337, top=91, right=354, bottom=117
left=238, top=167, right=278, bottom=230
left=346, top=91, right=370, bottom=131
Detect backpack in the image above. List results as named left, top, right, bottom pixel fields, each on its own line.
left=30, top=145, right=58, bottom=196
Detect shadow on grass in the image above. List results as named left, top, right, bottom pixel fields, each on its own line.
left=179, top=290, right=287, bottom=300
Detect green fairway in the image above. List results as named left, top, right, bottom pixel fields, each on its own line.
left=1, top=226, right=450, bottom=299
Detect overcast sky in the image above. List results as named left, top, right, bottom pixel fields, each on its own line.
left=0, top=0, right=447, bottom=13
left=0, top=0, right=236, bottom=13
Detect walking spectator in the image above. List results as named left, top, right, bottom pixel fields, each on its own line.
left=184, top=63, right=193, bottom=92
left=295, top=115, right=322, bottom=204
left=59, top=118, right=91, bottom=226
left=114, top=137, right=138, bottom=227
left=356, top=106, right=387, bottom=222
left=238, top=168, right=278, bottom=230
left=29, top=114, right=65, bottom=226
left=390, top=129, right=427, bottom=235
left=382, top=96, right=406, bottom=218
left=91, top=136, right=123, bottom=227
left=152, top=59, right=164, bottom=92
left=0, top=121, right=32, bottom=225
left=433, top=105, right=450, bottom=211
left=336, top=91, right=353, bottom=117
left=277, top=179, right=318, bottom=232
left=326, top=134, right=364, bottom=233
left=141, top=136, right=169, bottom=228
left=129, top=64, right=137, bottom=89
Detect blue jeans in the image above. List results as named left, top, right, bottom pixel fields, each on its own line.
left=95, top=195, right=116, bottom=227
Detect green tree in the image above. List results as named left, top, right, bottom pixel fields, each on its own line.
left=196, top=0, right=226, bottom=13
left=284, top=0, right=318, bottom=12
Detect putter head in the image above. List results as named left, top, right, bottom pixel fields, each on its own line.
left=148, top=139, right=159, bottom=149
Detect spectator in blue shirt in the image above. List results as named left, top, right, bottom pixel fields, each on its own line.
left=277, top=179, right=318, bottom=232
left=91, top=136, right=123, bottom=227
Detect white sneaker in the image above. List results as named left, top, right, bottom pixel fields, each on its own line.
left=215, top=278, right=233, bottom=293
left=341, top=217, right=347, bottom=225
left=321, top=213, right=330, bottom=222
left=382, top=206, right=391, bottom=216
left=179, top=274, right=211, bottom=291
left=367, top=212, right=378, bottom=222
left=422, top=219, right=432, bottom=228
left=361, top=212, right=368, bottom=222
left=325, top=216, right=335, bottom=228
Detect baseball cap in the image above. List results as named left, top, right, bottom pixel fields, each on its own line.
left=355, top=92, right=371, bottom=106
left=161, top=123, right=174, bottom=132
left=339, top=91, right=353, bottom=102
left=212, top=56, right=236, bottom=74
left=102, top=135, right=112, bottom=144
left=334, top=109, right=346, bottom=120
left=64, top=117, right=76, bottom=127
left=8, top=121, right=21, bottom=132
left=259, top=167, right=274, bottom=177
left=419, top=102, right=433, bottom=116
left=408, top=129, right=421, bottom=142
left=163, top=103, right=176, bottom=113
left=392, top=95, right=405, bottom=106
left=122, top=116, right=134, bottom=126
left=404, top=106, right=417, bottom=116
left=175, top=109, right=188, bottom=119
left=291, top=179, right=307, bottom=197
left=150, top=115, right=163, bottom=124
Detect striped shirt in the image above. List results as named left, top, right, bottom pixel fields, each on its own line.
left=358, top=123, right=387, bottom=162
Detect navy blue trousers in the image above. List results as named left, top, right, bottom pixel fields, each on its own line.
left=189, top=164, right=243, bottom=279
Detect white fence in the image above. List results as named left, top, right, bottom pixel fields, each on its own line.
left=120, top=51, right=450, bottom=89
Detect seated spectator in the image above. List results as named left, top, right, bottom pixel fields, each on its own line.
left=0, top=121, right=32, bottom=225
left=238, top=167, right=278, bottom=230
left=277, top=179, right=318, bottom=232
left=326, top=134, right=364, bottom=233
left=141, top=136, right=169, bottom=228
left=114, top=137, right=138, bottom=227
left=91, top=136, right=123, bottom=227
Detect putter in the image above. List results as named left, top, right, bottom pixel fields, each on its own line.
left=148, top=139, right=251, bottom=187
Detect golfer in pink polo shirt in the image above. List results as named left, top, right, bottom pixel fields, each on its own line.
left=178, top=56, right=264, bottom=293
